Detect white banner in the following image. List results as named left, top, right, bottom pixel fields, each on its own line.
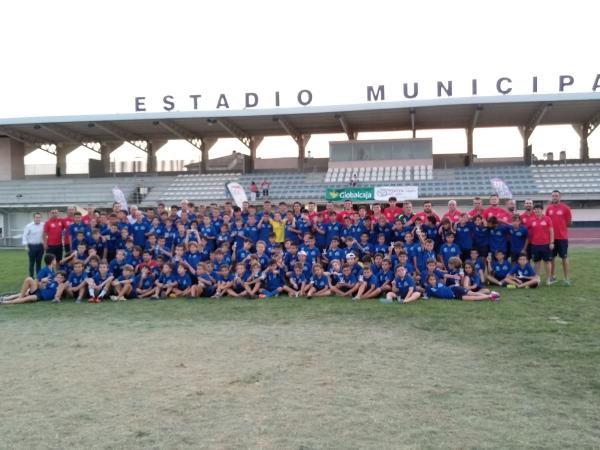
left=490, top=178, right=513, bottom=199
left=226, top=182, right=248, bottom=208
left=374, top=186, right=419, bottom=201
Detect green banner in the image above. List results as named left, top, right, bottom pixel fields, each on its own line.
left=325, top=187, right=374, bottom=201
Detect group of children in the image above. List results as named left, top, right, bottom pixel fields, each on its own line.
left=2, top=200, right=547, bottom=305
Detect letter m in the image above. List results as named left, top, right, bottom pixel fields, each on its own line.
left=367, top=85, right=385, bottom=102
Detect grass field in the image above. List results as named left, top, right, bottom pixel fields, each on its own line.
left=1, top=248, right=599, bottom=449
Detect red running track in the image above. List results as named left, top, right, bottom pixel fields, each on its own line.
left=569, top=228, right=600, bottom=247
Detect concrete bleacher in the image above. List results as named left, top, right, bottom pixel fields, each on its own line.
left=0, top=177, right=144, bottom=207
left=143, top=173, right=242, bottom=203
left=1, top=163, right=598, bottom=208
left=531, top=162, right=600, bottom=194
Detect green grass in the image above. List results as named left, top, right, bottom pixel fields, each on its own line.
left=1, top=249, right=599, bottom=449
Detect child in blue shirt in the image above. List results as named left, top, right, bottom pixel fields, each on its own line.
left=508, top=216, right=529, bottom=262
left=506, top=254, right=540, bottom=288
left=425, top=274, right=499, bottom=301
left=286, top=263, right=309, bottom=298
left=385, top=265, right=421, bottom=303
left=353, top=264, right=382, bottom=300
left=111, top=264, right=136, bottom=301
left=258, top=260, right=285, bottom=298
left=306, top=264, right=331, bottom=299
left=439, top=233, right=461, bottom=270
left=331, top=264, right=359, bottom=297
left=487, top=250, right=512, bottom=287
left=135, top=265, right=155, bottom=299
left=462, top=261, right=489, bottom=294
left=172, top=264, right=193, bottom=298
left=227, top=263, right=251, bottom=298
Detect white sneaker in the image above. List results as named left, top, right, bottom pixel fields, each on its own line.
left=547, top=277, right=557, bottom=286
left=562, top=279, right=571, bottom=286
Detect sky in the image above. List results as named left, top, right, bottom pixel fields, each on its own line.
left=0, top=0, right=598, bottom=170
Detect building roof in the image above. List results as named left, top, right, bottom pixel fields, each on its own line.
left=0, top=93, right=599, bottom=145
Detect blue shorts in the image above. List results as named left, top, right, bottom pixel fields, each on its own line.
left=552, top=239, right=568, bottom=259
left=531, top=244, right=551, bottom=262
left=450, top=285, right=468, bottom=300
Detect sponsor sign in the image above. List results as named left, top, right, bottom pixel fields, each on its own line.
left=374, top=186, right=419, bottom=201
left=325, top=187, right=374, bottom=201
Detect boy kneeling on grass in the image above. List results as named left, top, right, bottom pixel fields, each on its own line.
left=306, top=263, right=331, bottom=299
left=505, top=253, right=541, bottom=289
left=1, top=271, right=66, bottom=305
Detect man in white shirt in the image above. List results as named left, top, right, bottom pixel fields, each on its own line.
left=22, top=212, right=45, bottom=277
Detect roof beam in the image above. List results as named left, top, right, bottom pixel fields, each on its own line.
left=0, top=125, right=53, bottom=147
left=93, top=122, right=148, bottom=152
left=587, top=110, right=600, bottom=136
left=519, top=103, right=552, bottom=141
left=215, top=118, right=262, bottom=149
left=155, top=119, right=203, bottom=150
left=334, top=114, right=357, bottom=140
left=39, top=123, right=101, bottom=153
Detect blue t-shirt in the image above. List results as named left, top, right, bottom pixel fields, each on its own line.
left=362, top=274, right=380, bottom=289
left=289, top=271, right=308, bottom=288
left=454, top=222, right=474, bottom=250
left=262, top=270, right=284, bottom=291
left=176, top=273, right=192, bottom=289
left=68, top=271, right=86, bottom=287
left=130, top=222, right=150, bottom=247
left=37, top=267, right=55, bottom=281
left=109, top=258, right=126, bottom=278
left=473, top=225, right=490, bottom=249
left=440, top=243, right=461, bottom=267
left=492, top=260, right=511, bottom=279
left=38, top=280, right=60, bottom=301
left=136, top=274, right=155, bottom=290
left=325, top=222, right=342, bottom=245
left=394, top=275, right=416, bottom=297
left=489, top=224, right=509, bottom=254
left=508, top=225, right=528, bottom=255
left=426, top=282, right=456, bottom=299
left=509, top=263, right=536, bottom=278
left=378, top=269, right=395, bottom=287
left=310, top=274, right=329, bottom=290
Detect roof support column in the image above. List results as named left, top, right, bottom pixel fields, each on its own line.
left=200, top=138, right=217, bottom=174
left=297, top=134, right=311, bottom=171
left=146, top=140, right=168, bottom=173
left=465, top=128, right=474, bottom=166
left=100, top=142, right=123, bottom=174
left=572, top=123, right=590, bottom=162
left=519, top=103, right=552, bottom=166
left=465, top=106, right=482, bottom=166
left=55, top=143, right=78, bottom=177
left=0, top=138, right=25, bottom=180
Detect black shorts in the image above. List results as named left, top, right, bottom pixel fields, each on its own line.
left=450, top=285, right=468, bottom=300
left=477, top=245, right=490, bottom=258
left=552, top=239, right=568, bottom=259
left=460, top=249, right=471, bottom=262
left=517, top=277, right=538, bottom=288
left=531, top=244, right=551, bottom=262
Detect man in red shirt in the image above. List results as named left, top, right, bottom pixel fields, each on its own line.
left=443, top=200, right=462, bottom=223
left=322, top=202, right=337, bottom=224
left=61, top=206, right=76, bottom=255
left=413, top=201, right=440, bottom=224
left=307, top=202, right=318, bottom=223
left=383, top=197, right=403, bottom=222
left=43, top=208, right=64, bottom=261
left=519, top=199, right=535, bottom=228
left=337, top=200, right=355, bottom=223
left=529, top=204, right=555, bottom=285
left=545, top=190, right=572, bottom=285
left=468, top=197, right=485, bottom=218
left=483, top=194, right=511, bottom=223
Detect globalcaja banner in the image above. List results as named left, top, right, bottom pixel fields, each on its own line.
left=325, top=186, right=418, bottom=202
left=374, top=186, right=419, bottom=201
left=325, top=187, right=375, bottom=201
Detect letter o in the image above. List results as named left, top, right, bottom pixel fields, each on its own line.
left=297, top=90, right=313, bottom=106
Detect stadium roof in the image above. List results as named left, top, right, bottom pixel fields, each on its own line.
left=0, top=93, right=599, bottom=145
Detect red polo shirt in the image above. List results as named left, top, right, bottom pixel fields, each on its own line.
left=443, top=209, right=462, bottom=223
left=44, top=218, right=63, bottom=246
left=468, top=208, right=485, bottom=218
left=383, top=206, right=403, bottom=222
left=483, top=206, right=511, bottom=223
left=545, top=203, right=571, bottom=240
left=61, top=216, right=74, bottom=245
left=519, top=211, right=535, bottom=229
left=529, top=215, right=554, bottom=245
